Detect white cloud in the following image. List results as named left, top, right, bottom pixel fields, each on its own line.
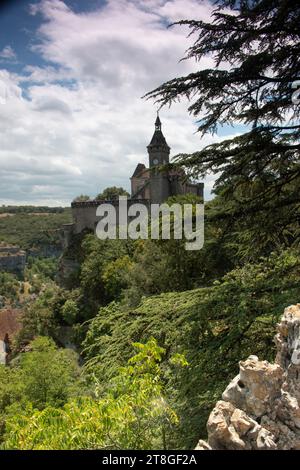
left=157, top=0, right=213, bottom=22
left=0, top=0, right=225, bottom=205
left=0, top=45, right=17, bottom=61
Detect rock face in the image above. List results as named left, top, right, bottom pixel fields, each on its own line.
left=196, top=304, right=300, bottom=450
left=0, top=244, right=26, bottom=277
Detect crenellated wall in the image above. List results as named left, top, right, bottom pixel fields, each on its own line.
left=71, top=199, right=151, bottom=235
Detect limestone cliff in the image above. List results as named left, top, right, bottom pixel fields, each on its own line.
left=196, top=304, right=300, bottom=450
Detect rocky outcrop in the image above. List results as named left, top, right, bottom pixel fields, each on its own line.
left=0, top=244, right=26, bottom=276
left=196, top=304, right=300, bottom=450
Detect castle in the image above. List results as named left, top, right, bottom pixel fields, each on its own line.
left=62, top=116, right=203, bottom=244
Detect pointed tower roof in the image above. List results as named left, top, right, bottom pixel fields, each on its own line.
left=148, top=114, right=170, bottom=148
left=155, top=114, right=161, bottom=129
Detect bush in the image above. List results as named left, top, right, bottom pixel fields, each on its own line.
left=2, top=339, right=183, bottom=450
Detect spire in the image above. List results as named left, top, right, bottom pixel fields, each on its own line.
left=155, top=112, right=161, bottom=131
left=148, top=113, right=169, bottom=148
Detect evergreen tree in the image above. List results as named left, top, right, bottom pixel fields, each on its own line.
left=146, top=0, right=300, bottom=251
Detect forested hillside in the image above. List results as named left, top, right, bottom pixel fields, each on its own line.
left=0, top=0, right=299, bottom=450
left=0, top=206, right=71, bottom=252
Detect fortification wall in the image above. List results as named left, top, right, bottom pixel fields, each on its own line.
left=71, top=199, right=150, bottom=234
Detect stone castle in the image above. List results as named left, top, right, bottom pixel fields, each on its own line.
left=62, top=115, right=203, bottom=243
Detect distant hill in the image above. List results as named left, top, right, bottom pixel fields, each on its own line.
left=0, top=206, right=72, bottom=254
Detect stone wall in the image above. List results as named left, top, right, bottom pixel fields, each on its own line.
left=71, top=199, right=150, bottom=235
left=196, top=304, right=300, bottom=450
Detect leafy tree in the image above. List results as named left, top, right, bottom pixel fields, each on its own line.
left=61, top=299, right=79, bottom=325
left=72, top=194, right=90, bottom=202
left=146, top=0, right=300, bottom=252
left=102, top=255, right=133, bottom=300
left=0, top=366, right=22, bottom=415
left=123, top=194, right=225, bottom=306
left=0, top=272, right=19, bottom=303
left=2, top=339, right=183, bottom=450
left=15, top=285, right=59, bottom=348
left=26, top=257, right=58, bottom=282
left=0, top=336, right=83, bottom=442
left=96, top=186, right=130, bottom=201
left=82, top=247, right=300, bottom=448
left=15, top=285, right=82, bottom=348
left=16, top=337, right=81, bottom=410
left=79, top=235, right=134, bottom=316
left=123, top=241, right=173, bottom=306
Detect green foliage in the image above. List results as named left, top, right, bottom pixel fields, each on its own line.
left=96, top=186, right=130, bottom=201
left=0, top=366, right=23, bottom=413
left=0, top=206, right=67, bottom=214
left=123, top=241, right=174, bottom=306
left=122, top=194, right=232, bottom=306
left=102, top=255, right=133, bottom=300
left=15, top=285, right=59, bottom=347
left=0, top=336, right=83, bottom=442
left=15, top=285, right=82, bottom=348
left=16, top=337, right=82, bottom=410
left=72, top=195, right=90, bottom=202
left=146, top=0, right=300, bottom=249
left=61, top=299, right=79, bottom=325
left=83, top=248, right=300, bottom=448
left=0, top=208, right=71, bottom=251
left=78, top=235, right=134, bottom=316
left=26, top=257, right=58, bottom=282
left=2, top=339, right=182, bottom=450
left=0, top=272, right=19, bottom=303
left=2, top=1, right=299, bottom=449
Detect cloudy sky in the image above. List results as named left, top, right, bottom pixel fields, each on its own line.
left=0, top=0, right=239, bottom=206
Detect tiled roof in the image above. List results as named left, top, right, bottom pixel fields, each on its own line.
left=131, top=163, right=146, bottom=178
left=148, top=129, right=169, bottom=147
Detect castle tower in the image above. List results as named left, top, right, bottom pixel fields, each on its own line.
left=147, top=115, right=170, bottom=204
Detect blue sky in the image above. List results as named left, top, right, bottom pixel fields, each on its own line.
left=0, top=0, right=242, bottom=206
left=0, top=1, right=105, bottom=74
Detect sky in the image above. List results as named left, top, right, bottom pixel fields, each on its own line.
left=0, top=0, right=241, bottom=206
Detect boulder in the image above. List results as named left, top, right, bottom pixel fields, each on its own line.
left=196, top=304, right=300, bottom=450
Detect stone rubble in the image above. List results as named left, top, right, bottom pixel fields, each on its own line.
left=196, top=304, right=300, bottom=450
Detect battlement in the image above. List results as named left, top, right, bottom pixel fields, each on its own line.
left=71, top=198, right=150, bottom=208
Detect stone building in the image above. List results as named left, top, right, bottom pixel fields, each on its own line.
left=0, top=243, right=26, bottom=277
left=62, top=116, right=203, bottom=243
